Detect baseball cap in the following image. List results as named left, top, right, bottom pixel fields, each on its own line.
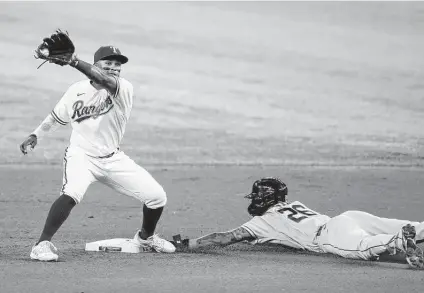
left=94, top=46, right=128, bottom=64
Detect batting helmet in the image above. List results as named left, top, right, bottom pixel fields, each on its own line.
left=245, top=177, right=288, bottom=216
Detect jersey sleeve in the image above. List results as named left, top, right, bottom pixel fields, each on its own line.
left=241, top=213, right=306, bottom=249
left=241, top=216, right=273, bottom=240
left=51, top=88, right=71, bottom=125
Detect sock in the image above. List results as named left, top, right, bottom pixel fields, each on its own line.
left=36, top=194, right=76, bottom=245
left=139, top=205, right=164, bottom=239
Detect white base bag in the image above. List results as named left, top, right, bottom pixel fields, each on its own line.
left=85, top=238, right=151, bottom=253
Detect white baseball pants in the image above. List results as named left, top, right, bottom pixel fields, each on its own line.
left=315, top=211, right=423, bottom=260
left=60, top=147, right=167, bottom=208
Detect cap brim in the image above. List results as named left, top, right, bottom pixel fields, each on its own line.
left=100, top=54, right=128, bottom=64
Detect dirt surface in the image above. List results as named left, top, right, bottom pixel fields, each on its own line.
left=1, top=1, right=424, bottom=292
left=1, top=165, right=424, bottom=293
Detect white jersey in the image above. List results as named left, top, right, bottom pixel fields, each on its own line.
left=51, top=77, right=133, bottom=157
left=242, top=201, right=330, bottom=252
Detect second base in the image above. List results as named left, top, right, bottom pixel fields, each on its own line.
left=85, top=238, right=151, bottom=253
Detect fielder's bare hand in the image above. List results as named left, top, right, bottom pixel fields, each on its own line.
left=20, top=134, right=37, bottom=155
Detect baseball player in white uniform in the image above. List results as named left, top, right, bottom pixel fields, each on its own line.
left=20, top=34, right=175, bottom=261
left=172, top=178, right=424, bottom=270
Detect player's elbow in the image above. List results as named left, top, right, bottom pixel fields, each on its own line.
left=103, top=76, right=118, bottom=96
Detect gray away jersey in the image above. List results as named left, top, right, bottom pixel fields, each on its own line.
left=242, top=201, right=330, bottom=252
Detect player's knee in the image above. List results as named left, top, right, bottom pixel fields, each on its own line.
left=144, top=188, right=167, bottom=209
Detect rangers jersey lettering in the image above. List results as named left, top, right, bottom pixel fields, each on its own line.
left=71, top=96, right=114, bottom=122
left=242, top=201, right=330, bottom=252
left=51, top=77, right=134, bottom=157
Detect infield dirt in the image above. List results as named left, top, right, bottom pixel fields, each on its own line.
left=0, top=2, right=423, bottom=293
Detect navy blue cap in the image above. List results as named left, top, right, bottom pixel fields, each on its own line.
left=94, top=46, right=128, bottom=64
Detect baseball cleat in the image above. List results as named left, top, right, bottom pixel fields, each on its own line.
left=402, top=224, right=424, bottom=269
left=30, top=240, right=59, bottom=262
left=133, top=230, right=176, bottom=253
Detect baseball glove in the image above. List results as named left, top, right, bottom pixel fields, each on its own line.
left=34, top=29, right=76, bottom=69
left=171, top=234, right=189, bottom=252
